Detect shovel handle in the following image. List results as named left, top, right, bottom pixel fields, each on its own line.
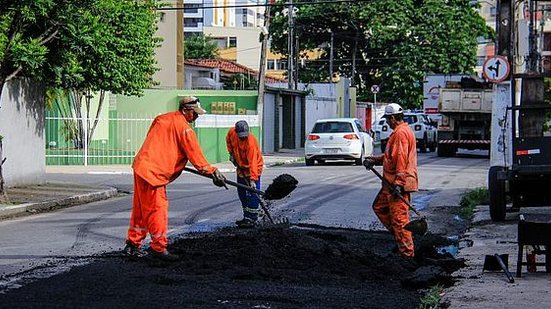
left=366, top=165, right=423, bottom=217
left=494, top=254, right=515, bottom=283
left=184, top=167, right=266, bottom=196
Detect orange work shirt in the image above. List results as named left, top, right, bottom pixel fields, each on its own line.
left=133, top=111, right=215, bottom=187
left=226, top=127, right=264, bottom=181
left=383, top=122, right=418, bottom=192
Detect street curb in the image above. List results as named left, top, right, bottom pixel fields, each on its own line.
left=0, top=187, right=119, bottom=219
left=265, top=157, right=302, bottom=167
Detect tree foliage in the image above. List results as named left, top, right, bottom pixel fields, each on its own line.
left=0, top=0, right=160, bottom=193
left=269, top=0, right=493, bottom=108
left=184, top=34, right=220, bottom=59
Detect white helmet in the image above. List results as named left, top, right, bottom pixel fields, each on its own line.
left=383, top=103, right=403, bottom=117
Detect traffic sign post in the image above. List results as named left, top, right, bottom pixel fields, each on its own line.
left=483, top=56, right=511, bottom=83
left=371, top=84, right=379, bottom=109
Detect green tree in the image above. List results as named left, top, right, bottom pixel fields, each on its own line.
left=0, top=0, right=160, bottom=196
left=44, top=0, right=160, bottom=148
left=184, top=34, right=220, bottom=59
left=269, top=0, right=493, bottom=108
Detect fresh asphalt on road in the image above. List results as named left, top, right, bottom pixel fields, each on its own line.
left=0, top=149, right=490, bottom=300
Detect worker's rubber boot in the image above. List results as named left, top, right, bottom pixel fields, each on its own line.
left=149, top=249, right=179, bottom=262
left=236, top=218, right=256, bottom=228
left=123, top=241, right=148, bottom=259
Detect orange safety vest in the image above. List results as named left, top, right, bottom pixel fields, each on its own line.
left=383, top=122, right=418, bottom=192
left=226, top=127, right=264, bottom=181
left=133, top=111, right=215, bottom=187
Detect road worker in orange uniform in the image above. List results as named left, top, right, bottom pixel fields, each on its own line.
left=226, top=120, right=264, bottom=228
left=363, top=103, right=418, bottom=258
left=124, top=96, right=227, bottom=261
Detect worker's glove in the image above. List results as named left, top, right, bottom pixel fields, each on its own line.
left=248, top=178, right=257, bottom=190
left=229, top=154, right=237, bottom=167
left=211, top=169, right=227, bottom=188
left=363, top=158, right=376, bottom=169
left=391, top=185, right=404, bottom=197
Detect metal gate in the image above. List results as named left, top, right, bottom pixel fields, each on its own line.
left=45, top=112, right=154, bottom=165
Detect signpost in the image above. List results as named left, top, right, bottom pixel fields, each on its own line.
left=371, top=84, right=379, bottom=106
left=482, top=56, right=511, bottom=83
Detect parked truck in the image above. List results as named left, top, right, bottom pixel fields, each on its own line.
left=487, top=0, right=551, bottom=221
left=436, top=77, right=493, bottom=157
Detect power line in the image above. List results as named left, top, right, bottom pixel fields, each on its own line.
left=158, top=0, right=372, bottom=11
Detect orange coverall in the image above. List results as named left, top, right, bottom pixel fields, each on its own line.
left=226, top=127, right=264, bottom=220
left=127, top=111, right=216, bottom=253
left=372, top=122, right=418, bottom=257
left=226, top=127, right=264, bottom=181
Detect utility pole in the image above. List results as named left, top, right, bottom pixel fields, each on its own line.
left=256, top=0, right=274, bottom=150
left=287, top=0, right=294, bottom=89
left=329, top=31, right=334, bottom=81
left=527, top=0, right=539, bottom=72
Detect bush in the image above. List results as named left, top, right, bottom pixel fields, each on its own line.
left=459, top=187, right=489, bottom=219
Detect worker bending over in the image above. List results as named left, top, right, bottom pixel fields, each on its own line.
left=124, top=96, right=226, bottom=261
left=226, top=120, right=264, bottom=228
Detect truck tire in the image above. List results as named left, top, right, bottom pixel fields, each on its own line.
left=489, top=166, right=507, bottom=221
left=305, top=158, right=314, bottom=166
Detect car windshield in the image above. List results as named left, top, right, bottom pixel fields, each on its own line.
left=312, top=121, right=354, bottom=133
left=404, top=115, right=417, bottom=124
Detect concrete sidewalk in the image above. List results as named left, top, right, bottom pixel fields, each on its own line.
left=442, top=205, right=551, bottom=308
left=0, top=149, right=304, bottom=219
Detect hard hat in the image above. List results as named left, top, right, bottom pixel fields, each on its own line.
left=235, top=120, right=249, bottom=138
left=180, top=96, right=206, bottom=114
left=383, top=103, right=403, bottom=117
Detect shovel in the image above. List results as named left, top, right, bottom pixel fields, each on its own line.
left=483, top=254, right=515, bottom=283
left=183, top=167, right=297, bottom=225
left=365, top=165, right=428, bottom=236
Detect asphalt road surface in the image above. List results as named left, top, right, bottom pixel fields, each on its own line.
left=0, top=150, right=489, bottom=290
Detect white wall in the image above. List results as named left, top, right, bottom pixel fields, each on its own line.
left=0, top=80, right=45, bottom=186
left=303, top=83, right=338, bottom=133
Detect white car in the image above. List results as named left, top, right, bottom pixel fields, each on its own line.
left=304, top=118, right=374, bottom=166
left=379, top=112, right=438, bottom=153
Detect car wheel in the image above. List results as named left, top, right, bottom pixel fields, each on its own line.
left=419, top=135, right=428, bottom=153
left=428, top=137, right=436, bottom=152
left=305, top=158, right=315, bottom=166
left=489, top=166, right=507, bottom=221
left=355, top=147, right=364, bottom=166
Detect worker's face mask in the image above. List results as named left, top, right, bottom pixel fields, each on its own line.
left=183, top=109, right=199, bottom=122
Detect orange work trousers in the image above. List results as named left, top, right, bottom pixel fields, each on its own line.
left=126, top=173, right=168, bottom=253
left=372, top=188, right=415, bottom=257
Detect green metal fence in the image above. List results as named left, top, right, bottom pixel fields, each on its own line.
left=45, top=112, right=261, bottom=166
left=45, top=112, right=153, bottom=165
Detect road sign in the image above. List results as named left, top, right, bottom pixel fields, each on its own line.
left=483, top=56, right=510, bottom=83
left=371, top=85, right=380, bottom=94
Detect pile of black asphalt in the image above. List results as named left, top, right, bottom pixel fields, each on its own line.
left=0, top=224, right=464, bottom=308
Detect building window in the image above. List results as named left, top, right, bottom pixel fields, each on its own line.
left=184, top=3, right=200, bottom=13
left=278, top=60, right=287, bottom=70
left=267, top=60, right=275, bottom=70
left=544, top=32, right=551, bottom=52
left=489, top=7, right=497, bottom=16
left=229, top=37, right=237, bottom=48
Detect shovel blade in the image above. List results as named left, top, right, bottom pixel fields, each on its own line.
left=264, top=174, right=298, bottom=200
left=404, top=218, right=428, bottom=236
